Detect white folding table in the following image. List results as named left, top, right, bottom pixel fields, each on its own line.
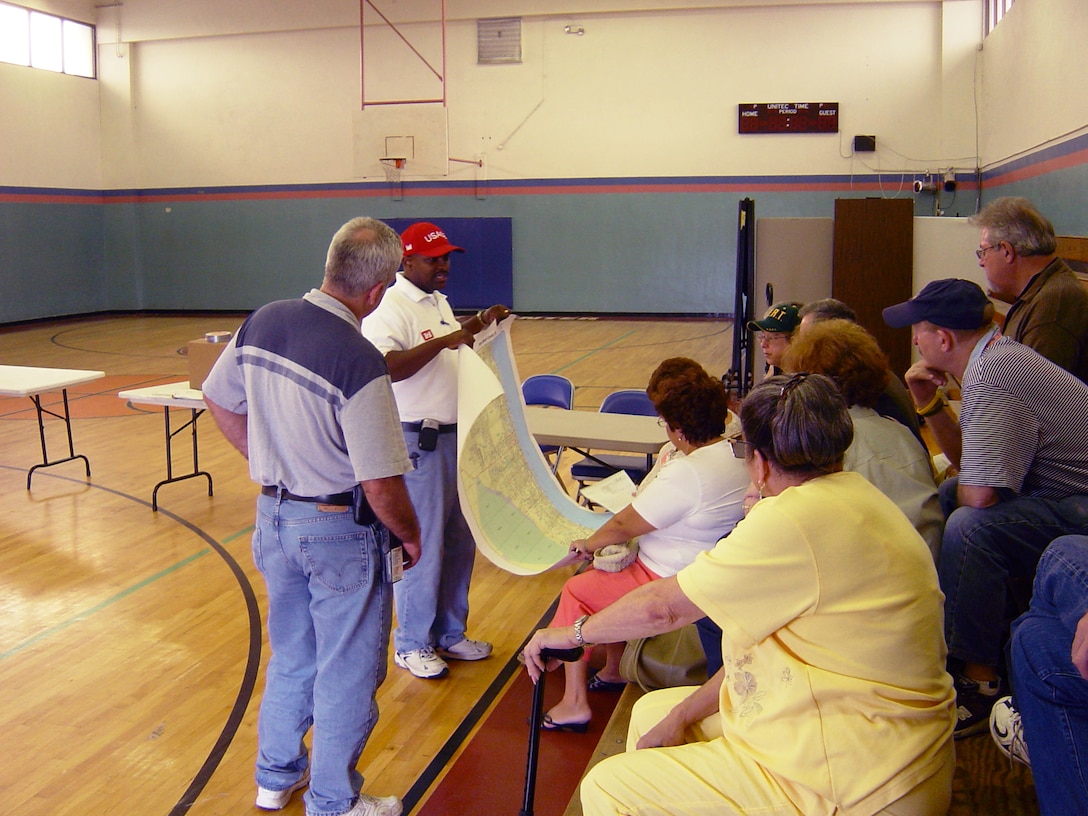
left=524, top=405, right=666, bottom=470
left=0, top=365, right=106, bottom=489
left=118, top=381, right=212, bottom=510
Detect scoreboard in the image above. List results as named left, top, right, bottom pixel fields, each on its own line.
left=738, top=103, right=839, bottom=134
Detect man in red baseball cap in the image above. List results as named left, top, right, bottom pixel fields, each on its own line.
left=361, top=222, right=510, bottom=680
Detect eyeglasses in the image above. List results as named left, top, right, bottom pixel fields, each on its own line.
left=727, top=435, right=750, bottom=459
left=656, top=417, right=668, bottom=428
left=975, top=244, right=999, bottom=260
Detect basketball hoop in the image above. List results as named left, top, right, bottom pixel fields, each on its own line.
left=379, top=157, right=406, bottom=200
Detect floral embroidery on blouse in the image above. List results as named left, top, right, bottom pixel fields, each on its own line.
left=731, top=653, right=765, bottom=724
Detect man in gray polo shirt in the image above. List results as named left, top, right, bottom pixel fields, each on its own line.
left=884, top=279, right=1088, bottom=739
left=204, top=217, right=420, bottom=816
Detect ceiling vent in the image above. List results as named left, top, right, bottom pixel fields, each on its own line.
left=478, top=17, right=521, bottom=65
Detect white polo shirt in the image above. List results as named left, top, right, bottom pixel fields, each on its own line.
left=361, top=272, right=460, bottom=424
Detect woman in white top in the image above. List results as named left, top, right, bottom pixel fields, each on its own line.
left=542, top=358, right=749, bottom=732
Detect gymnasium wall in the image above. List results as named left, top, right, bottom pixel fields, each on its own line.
left=1, top=0, right=1086, bottom=324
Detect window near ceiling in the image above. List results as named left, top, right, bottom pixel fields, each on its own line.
left=985, top=0, right=1015, bottom=35
left=0, top=1, right=95, bottom=78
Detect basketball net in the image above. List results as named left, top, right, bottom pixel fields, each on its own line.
left=379, top=158, right=405, bottom=200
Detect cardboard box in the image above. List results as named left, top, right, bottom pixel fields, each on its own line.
left=188, top=334, right=230, bottom=390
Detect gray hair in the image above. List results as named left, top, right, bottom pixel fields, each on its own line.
left=323, top=217, right=403, bottom=296
left=969, top=197, right=1057, bottom=257
left=739, top=373, right=853, bottom=478
left=798, top=298, right=857, bottom=324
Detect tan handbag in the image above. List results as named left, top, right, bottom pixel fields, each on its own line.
left=618, top=623, right=708, bottom=692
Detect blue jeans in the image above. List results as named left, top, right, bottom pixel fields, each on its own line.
left=393, top=430, right=476, bottom=653
left=252, top=493, right=392, bottom=816
left=938, top=477, right=1088, bottom=667
left=1010, top=535, right=1088, bottom=816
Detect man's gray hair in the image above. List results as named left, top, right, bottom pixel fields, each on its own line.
left=798, top=298, right=857, bottom=324
left=324, top=217, right=403, bottom=296
left=969, top=196, right=1057, bottom=257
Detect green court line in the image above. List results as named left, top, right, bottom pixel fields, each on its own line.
left=0, top=524, right=255, bottom=662
left=222, top=525, right=255, bottom=544
left=549, top=329, right=638, bottom=375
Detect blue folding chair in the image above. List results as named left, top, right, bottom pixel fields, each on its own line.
left=521, top=374, right=575, bottom=475
left=570, top=389, right=657, bottom=503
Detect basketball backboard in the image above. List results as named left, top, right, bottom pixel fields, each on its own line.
left=353, top=104, right=449, bottom=178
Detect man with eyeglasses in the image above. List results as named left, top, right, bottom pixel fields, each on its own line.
left=361, top=222, right=510, bottom=680
left=970, top=196, right=1088, bottom=382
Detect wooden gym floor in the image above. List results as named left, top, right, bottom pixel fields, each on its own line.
left=0, top=313, right=732, bottom=815
left=0, top=313, right=1037, bottom=815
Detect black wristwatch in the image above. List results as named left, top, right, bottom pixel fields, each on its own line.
left=573, top=614, right=591, bottom=647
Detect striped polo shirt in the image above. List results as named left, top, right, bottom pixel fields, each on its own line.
left=202, top=289, right=411, bottom=494
left=959, top=336, right=1088, bottom=499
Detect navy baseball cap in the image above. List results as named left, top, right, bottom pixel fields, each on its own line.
left=882, top=279, right=991, bottom=330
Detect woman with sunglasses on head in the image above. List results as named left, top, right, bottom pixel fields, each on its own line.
left=524, top=373, right=955, bottom=816
left=540, top=358, right=749, bottom=733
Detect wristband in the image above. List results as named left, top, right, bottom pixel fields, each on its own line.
left=916, top=392, right=946, bottom=418
left=477, top=309, right=487, bottom=325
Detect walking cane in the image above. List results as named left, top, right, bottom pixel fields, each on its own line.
left=519, top=646, right=585, bottom=816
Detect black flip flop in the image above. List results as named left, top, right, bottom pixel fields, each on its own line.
left=586, top=672, right=627, bottom=693
left=540, top=713, right=590, bottom=733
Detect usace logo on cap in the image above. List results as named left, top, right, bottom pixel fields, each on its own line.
left=405, top=230, right=446, bottom=253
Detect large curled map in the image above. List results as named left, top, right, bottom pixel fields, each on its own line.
left=456, top=317, right=606, bottom=575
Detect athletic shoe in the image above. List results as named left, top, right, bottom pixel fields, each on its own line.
left=438, top=637, right=493, bottom=661
left=990, top=696, right=1031, bottom=766
left=344, top=792, right=403, bottom=816
left=394, top=646, right=449, bottom=679
left=953, top=673, right=1003, bottom=738
left=255, top=769, right=309, bottom=810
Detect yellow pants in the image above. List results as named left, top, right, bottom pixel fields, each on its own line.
left=580, top=687, right=953, bottom=816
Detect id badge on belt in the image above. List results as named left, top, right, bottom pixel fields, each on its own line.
left=383, top=532, right=404, bottom=583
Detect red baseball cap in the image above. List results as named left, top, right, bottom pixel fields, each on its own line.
left=401, top=222, right=465, bottom=257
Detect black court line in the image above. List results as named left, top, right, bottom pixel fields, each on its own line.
left=401, top=596, right=560, bottom=815
left=8, top=464, right=563, bottom=816
left=2, top=465, right=262, bottom=816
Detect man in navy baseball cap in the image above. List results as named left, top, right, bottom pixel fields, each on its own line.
left=884, top=278, right=1088, bottom=738
left=882, top=278, right=992, bottom=331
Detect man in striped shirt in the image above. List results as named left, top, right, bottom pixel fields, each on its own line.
left=884, top=279, right=1088, bottom=738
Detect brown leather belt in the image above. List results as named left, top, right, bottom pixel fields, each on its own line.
left=261, top=485, right=353, bottom=506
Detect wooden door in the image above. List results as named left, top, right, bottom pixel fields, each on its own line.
left=833, top=198, right=914, bottom=378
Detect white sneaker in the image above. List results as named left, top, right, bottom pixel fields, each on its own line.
left=990, top=696, right=1030, bottom=767
left=394, top=645, right=449, bottom=679
left=254, top=769, right=309, bottom=810
left=345, top=792, right=403, bottom=816
left=438, top=637, right=493, bottom=661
